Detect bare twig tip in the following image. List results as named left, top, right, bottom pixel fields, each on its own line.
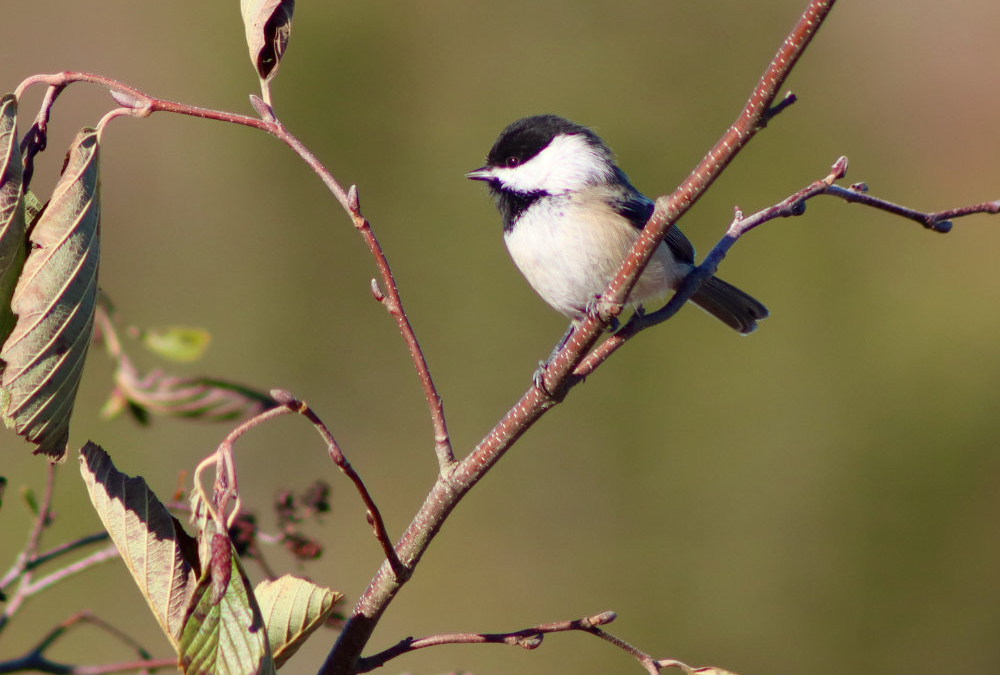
left=250, top=95, right=277, bottom=123
left=517, top=634, right=544, bottom=649
left=831, top=156, right=848, bottom=179
left=109, top=88, right=151, bottom=116
left=348, top=185, right=361, bottom=214
left=590, top=610, right=617, bottom=626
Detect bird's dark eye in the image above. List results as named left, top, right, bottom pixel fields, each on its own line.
left=505, top=156, right=521, bottom=168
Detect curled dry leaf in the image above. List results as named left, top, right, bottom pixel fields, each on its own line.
left=0, top=94, right=26, bottom=351
left=241, top=0, right=295, bottom=85
left=1, top=127, right=101, bottom=459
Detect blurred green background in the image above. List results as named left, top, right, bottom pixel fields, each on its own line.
left=3, top=2, right=1000, bottom=674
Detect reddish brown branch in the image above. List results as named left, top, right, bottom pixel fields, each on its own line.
left=270, top=390, right=405, bottom=579
left=354, top=610, right=723, bottom=675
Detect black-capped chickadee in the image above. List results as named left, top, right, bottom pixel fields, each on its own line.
left=467, top=114, right=768, bottom=334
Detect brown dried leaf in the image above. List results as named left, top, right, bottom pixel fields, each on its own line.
left=1, top=128, right=101, bottom=459
left=0, top=93, right=26, bottom=351
left=241, top=0, right=295, bottom=85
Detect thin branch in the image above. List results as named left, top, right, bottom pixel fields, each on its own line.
left=354, top=610, right=718, bottom=675
left=356, top=611, right=618, bottom=672
left=269, top=390, right=405, bottom=580
left=21, top=546, right=120, bottom=596
left=15, top=72, right=454, bottom=470
left=575, top=157, right=1000, bottom=376
left=578, top=156, right=848, bottom=374
left=28, top=532, right=110, bottom=571
left=0, top=464, right=57, bottom=631
left=192, top=404, right=295, bottom=532
left=0, top=611, right=173, bottom=675
left=824, top=184, right=1000, bottom=232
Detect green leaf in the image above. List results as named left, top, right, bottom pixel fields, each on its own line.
left=79, top=442, right=199, bottom=645
left=1, top=128, right=102, bottom=459
left=241, top=0, right=295, bottom=91
left=141, top=326, right=211, bottom=362
left=255, top=575, right=341, bottom=667
left=0, top=93, right=26, bottom=354
left=178, top=524, right=276, bottom=675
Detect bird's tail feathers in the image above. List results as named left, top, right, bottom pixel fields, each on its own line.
left=690, top=276, right=769, bottom=334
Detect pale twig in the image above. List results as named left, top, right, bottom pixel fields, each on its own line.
left=28, top=532, right=110, bottom=570
left=0, top=610, right=174, bottom=675
left=21, top=546, right=120, bottom=596
left=0, top=464, right=57, bottom=631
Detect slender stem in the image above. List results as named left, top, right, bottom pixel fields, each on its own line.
left=270, top=390, right=405, bottom=579
left=21, top=546, right=119, bottom=596
left=356, top=611, right=619, bottom=672
left=824, top=184, right=1000, bottom=232
left=0, top=464, right=57, bottom=631
left=0, top=610, right=172, bottom=675
left=27, top=533, right=110, bottom=571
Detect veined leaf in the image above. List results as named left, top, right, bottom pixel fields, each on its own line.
left=0, top=93, right=26, bottom=358
left=1, top=128, right=101, bottom=459
left=179, top=521, right=276, bottom=675
left=106, top=352, right=277, bottom=422
left=241, top=0, right=295, bottom=84
left=255, top=575, right=340, bottom=667
left=79, top=442, right=199, bottom=645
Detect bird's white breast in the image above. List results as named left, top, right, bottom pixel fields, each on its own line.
left=503, top=191, right=688, bottom=319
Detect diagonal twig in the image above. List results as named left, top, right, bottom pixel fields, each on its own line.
left=269, top=389, right=406, bottom=580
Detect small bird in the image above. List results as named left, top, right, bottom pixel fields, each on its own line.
left=467, top=114, right=768, bottom=335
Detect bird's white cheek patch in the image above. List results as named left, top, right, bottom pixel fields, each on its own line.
left=496, top=134, right=611, bottom=195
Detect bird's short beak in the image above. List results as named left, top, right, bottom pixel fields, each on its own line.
left=465, top=167, right=493, bottom=181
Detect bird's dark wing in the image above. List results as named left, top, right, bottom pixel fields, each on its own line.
left=610, top=172, right=696, bottom=264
